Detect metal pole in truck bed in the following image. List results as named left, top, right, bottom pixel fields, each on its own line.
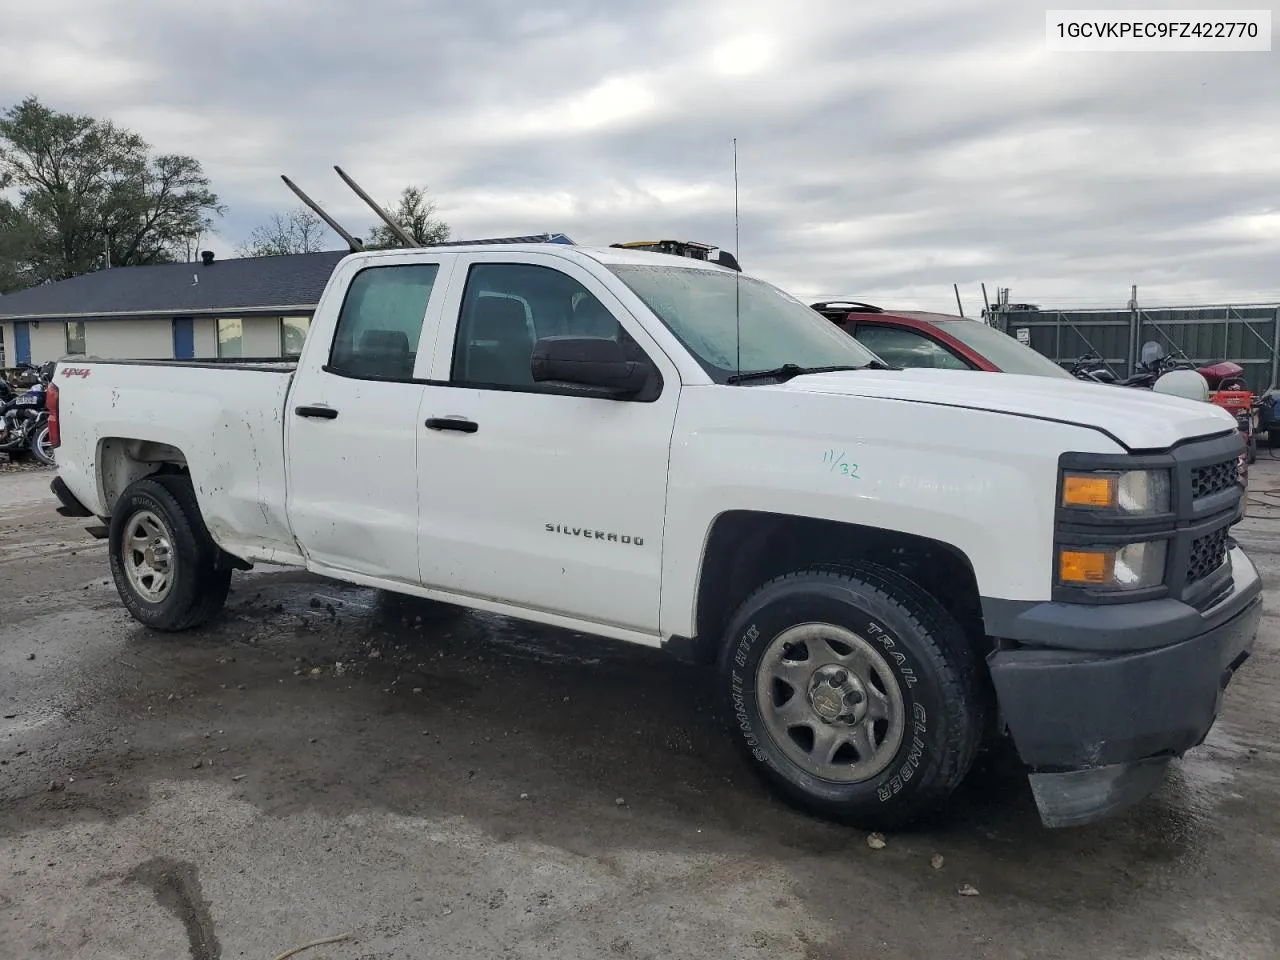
left=333, top=165, right=420, bottom=248
left=280, top=175, right=365, bottom=252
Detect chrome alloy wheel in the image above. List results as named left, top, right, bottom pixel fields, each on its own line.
left=122, top=509, right=176, bottom=603
left=756, top=623, right=906, bottom=783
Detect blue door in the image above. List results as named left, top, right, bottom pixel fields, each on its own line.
left=13, top=321, right=30, bottom=364
left=172, top=317, right=194, bottom=359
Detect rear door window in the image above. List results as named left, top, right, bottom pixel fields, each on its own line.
left=328, top=264, right=440, bottom=380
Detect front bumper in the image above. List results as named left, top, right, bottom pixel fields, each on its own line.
left=987, top=545, right=1262, bottom=827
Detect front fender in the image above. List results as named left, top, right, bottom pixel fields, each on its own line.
left=659, top=388, right=1123, bottom=638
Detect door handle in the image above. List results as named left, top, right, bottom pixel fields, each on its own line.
left=425, top=417, right=478, bottom=433
left=295, top=405, right=338, bottom=420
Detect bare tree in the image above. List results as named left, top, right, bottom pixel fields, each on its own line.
left=364, top=186, right=450, bottom=249
left=237, top=207, right=327, bottom=257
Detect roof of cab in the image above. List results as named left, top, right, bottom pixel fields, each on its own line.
left=351, top=243, right=738, bottom=272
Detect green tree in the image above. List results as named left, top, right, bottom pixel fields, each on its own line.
left=364, top=185, right=450, bottom=249
left=237, top=207, right=328, bottom=257
left=0, top=95, right=222, bottom=289
left=0, top=194, right=36, bottom=293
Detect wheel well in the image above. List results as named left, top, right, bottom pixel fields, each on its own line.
left=692, top=511, right=987, bottom=665
left=97, top=438, right=189, bottom=516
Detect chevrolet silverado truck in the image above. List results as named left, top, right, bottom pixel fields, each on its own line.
left=46, top=243, right=1261, bottom=829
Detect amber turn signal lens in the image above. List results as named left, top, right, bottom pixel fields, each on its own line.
left=1062, top=474, right=1117, bottom=508
left=1059, top=549, right=1112, bottom=584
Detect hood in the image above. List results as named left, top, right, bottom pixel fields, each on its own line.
left=772, top=368, right=1237, bottom=450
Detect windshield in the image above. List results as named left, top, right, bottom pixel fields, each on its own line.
left=937, top=320, right=1074, bottom=379
left=606, top=264, right=879, bottom=382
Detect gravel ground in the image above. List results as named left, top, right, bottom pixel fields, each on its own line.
left=1, top=464, right=1278, bottom=959
left=0, top=456, right=52, bottom=474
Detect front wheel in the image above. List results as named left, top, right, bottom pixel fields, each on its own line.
left=108, top=474, right=232, bottom=631
left=29, top=422, right=54, bottom=465
left=720, top=564, right=985, bottom=829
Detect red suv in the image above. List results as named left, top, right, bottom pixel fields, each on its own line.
left=809, top=301, right=1074, bottom=379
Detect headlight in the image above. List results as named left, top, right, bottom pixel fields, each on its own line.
left=1061, top=469, right=1171, bottom=515
left=1058, top=540, right=1167, bottom=591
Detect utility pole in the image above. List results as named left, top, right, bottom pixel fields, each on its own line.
left=953, top=283, right=965, bottom=318
left=1127, top=284, right=1139, bottom=376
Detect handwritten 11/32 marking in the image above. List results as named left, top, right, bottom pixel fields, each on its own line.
left=823, top=450, right=860, bottom=479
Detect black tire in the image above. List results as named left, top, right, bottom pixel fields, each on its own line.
left=1269, top=429, right=1280, bottom=450
left=719, top=563, right=985, bottom=830
left=29, top=422, right=54, bottom=465
left=108, top=474, right=232, bottom=631
left=1248, top=436, right=1257, bottom=465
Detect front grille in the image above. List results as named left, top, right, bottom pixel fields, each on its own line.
left=1187, top=528, right=1230, bottom=584
left=1190, top=458, right=1239, bottom=500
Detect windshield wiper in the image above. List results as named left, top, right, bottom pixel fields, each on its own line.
left=726, top=361, right=891, bottom=384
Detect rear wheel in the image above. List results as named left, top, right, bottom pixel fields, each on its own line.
left=720, top=564, right=984, bottom=829
left=108, top=474, right=232, bottom=631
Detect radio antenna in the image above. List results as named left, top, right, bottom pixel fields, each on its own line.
left=334, top=165, right=420, bottom=248
left=734, top=138, right=741, bottom=377
left=280, top=175, right=364, bottom=252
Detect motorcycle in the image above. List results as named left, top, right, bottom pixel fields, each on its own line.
left=1068, top=351, right=1120, bottom=383
left=1070, top=342, right=1195, bottom=388
left=0, top=361, right=57, bottom=465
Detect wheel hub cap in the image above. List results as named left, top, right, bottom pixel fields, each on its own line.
left=755, top=622, right=907, bottom=784
left=122, top=509, right=175, bottom=603
left=807, top=666, right=867, bottom=723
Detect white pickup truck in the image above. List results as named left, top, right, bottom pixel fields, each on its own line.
left=46, top=242, right=1261, bottom=829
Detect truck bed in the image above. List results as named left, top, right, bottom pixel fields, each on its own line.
left=67, top=356, right=300, bottom=372
left=54, top=357, right=304, bottom=566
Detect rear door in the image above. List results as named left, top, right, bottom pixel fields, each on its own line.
left=285, top=254, right=455, bottom=583
left=415, top=251, right=680, bottom=635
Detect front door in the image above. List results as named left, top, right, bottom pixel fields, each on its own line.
left=416, top=253, right=679, bottom=635
left=13, top=322, right=30, bottom=365
left=172, top=317, right=195, bottom=359
left=285, top=256, right=453, bottom=583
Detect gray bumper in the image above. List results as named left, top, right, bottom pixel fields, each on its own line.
left=984, top=546, right=1262, bottom=827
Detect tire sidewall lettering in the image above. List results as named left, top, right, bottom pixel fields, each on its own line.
left=726, top=587, right=942, bottom=808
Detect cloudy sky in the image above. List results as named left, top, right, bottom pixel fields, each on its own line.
left=2, top=0, right=1277, bottom=314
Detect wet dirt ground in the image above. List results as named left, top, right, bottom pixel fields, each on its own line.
left=2, top=461, right=1279, bottom=960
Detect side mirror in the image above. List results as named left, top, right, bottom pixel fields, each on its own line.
left=531, top=336, right=650, bottom=397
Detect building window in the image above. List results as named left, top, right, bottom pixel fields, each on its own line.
left=280, top=316, right=310, bottom=357
left=65, top=321, right=86, bottom=355
left=216, top=318, right=243, bottom=358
